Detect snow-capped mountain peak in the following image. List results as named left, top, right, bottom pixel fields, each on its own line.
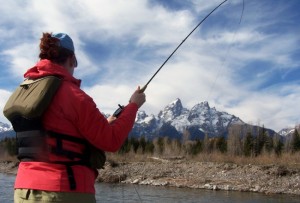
left=0, top=122, right=12, bottom=132
left=131, top=99, right=246, bottom=140
left=0, top=99, right=287, bottom=141
left=278, top=128, right=295, bottom=137
left=158, top=98, right=186, bottom=122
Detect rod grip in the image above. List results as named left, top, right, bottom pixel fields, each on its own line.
left=139, top=85, right=147, bottom=93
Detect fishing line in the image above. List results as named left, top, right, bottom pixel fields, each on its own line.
left=113, top=0, right=229, bottom=117
left=139, top=0, right=229, bottom=93
left=116, top=1, right=234, bottom=202
left=206, top=0, right=245, bottom=102
left=120, top=155, right=143, bottom=202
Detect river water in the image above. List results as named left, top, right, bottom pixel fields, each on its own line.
left=1, top=173, right=299, bottom=203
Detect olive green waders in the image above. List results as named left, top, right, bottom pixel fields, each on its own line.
left=14, top=189, right=96, bottom=203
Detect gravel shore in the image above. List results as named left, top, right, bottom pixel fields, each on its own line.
left=1, top=158, right=300, bottom=195
left=98, top=157, right=300, bottom=195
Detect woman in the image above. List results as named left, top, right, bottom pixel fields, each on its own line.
left=13, top=32, right=146, bottom=202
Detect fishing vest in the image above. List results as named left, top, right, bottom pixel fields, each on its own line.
left=3, top=76, right=106, bottom=190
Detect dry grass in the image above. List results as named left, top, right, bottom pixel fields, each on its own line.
left=189, top=152, right=300, bottom=168
left=106, top=151, right=151, bottom=163
left=1, top=147, right=299, bottom=170
left=106, top=151, right=300, bottom=169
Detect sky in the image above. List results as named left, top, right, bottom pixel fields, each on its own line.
left=0, top=0, right=299, bottom=132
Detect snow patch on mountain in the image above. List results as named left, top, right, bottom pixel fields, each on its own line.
left=278, top=128, right=295, bottom=137
left=130, top=98, right=245, bottom=139
left=0, top=122, right=12, bottom=132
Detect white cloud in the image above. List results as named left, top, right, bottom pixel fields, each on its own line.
left=2, top=43, right=39, bottom=78
left=83, top=84, right=135, bottom=114
left=0, top=89, right=12, bottom=124
left=225, top=85, right=300, bottom=131
left=0, top=0, right=299, bottom=133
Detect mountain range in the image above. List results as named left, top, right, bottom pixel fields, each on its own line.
left=130, top=98, right=279, bottom=140
left=0, top=121, right=14, bottom=140
left=0, top=99, right=297, bottom=140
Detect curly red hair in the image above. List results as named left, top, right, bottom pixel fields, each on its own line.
left=39, top=32, right=74, bottom=65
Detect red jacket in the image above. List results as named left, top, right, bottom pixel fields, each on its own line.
left=14, top=59, right=138, bottom=193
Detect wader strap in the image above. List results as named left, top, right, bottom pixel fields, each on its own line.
left=17, top=130, right=93, bottom=190
left=56, top=137, right=63, bottom=154
left=17, top=130, right=43, bottom=138
left=18, top=147, right=43, bottom=157
left=66, top=165, right=76, bottom=190
left=17, top=130, right=46, bottom=160
left=48, top=131, right=87, bottom=144
left=25, top=189, right=31, bottom=200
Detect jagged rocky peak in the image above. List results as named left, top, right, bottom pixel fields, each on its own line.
left=191, top=101, right=211, bottom=112
left=137, top=110, right=148, bottom=120
left=198, top=101, right=210, bottom=109
left=158, top=98, right=183, bottom=121
left=168, top=98, right=183, bottom=109
left=201, top=101, right=210, bottom=107
left=136, top=110, right=157, bottom=126
left=188, top=101, right=211, bottom=120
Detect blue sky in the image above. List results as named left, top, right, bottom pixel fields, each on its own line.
left=0, top=0, right=300, bottom=132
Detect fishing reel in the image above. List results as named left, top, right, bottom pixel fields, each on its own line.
left=112, top=104, right=124, bottom=117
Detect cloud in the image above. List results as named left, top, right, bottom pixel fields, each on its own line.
left=226, top=84, right=300, bottom=131
left=0, top=0, right=299, bottom=133
left=2, top=43, right=39, bottom=78
left=0, top=89, right=12, bottom=124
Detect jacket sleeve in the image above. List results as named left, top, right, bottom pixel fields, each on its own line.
left=75, top=91, right=138, bottom=152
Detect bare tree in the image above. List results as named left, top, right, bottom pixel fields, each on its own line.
left=227, top=124, right=242, bottom=156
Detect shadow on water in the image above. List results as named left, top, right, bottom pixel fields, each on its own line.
left=1, top=174, right=299, bottom=203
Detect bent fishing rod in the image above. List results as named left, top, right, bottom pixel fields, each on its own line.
left=113, top=0, right=228, bottom=117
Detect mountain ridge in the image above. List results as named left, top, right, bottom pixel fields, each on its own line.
left=130, top=98, right=279, bottom=140
left=0, top=99, right=295, bottom=139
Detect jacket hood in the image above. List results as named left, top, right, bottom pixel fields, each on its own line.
left=24, top=59, right=81, bottom=86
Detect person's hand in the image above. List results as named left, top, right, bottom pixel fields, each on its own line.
left=107, top=115, right=116, bottom=124
left=129, top=86, right=146, bottom=108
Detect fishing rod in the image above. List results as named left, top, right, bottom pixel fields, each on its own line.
left=113, top=0, right=228, bottom=117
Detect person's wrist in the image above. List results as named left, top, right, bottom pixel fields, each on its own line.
left=128, top=102, right=139, bottom=109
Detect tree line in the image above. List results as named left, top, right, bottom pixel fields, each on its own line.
left=118, top=125, right=300, bottom=157
left=0, top=137, right=17, bottom=156
left=1, top=126, right=300, bottom=158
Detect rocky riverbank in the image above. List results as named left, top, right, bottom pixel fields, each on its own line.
left=0, top=160, right=18, bottom=175
left=97, top=157, right=300, bottom=195
left=1, top=158, right=300, bottom=195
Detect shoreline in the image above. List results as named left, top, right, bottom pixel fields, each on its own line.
left=1, top=159, right=300, bottom=195
left=98, top=157, right=300, bottom=195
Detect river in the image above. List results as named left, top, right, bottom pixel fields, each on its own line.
left=1, top=173, right=299, bottom=203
